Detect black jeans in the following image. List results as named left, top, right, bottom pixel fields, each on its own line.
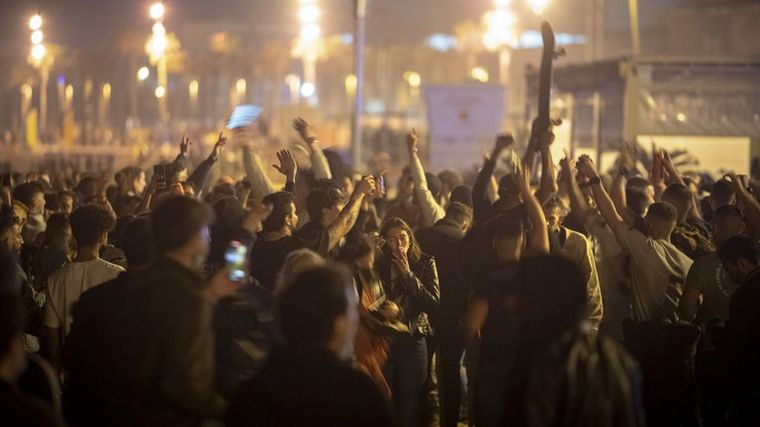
left=437, top=327, right=465, bottom=427
left=385, top=334, right=428, bottom=427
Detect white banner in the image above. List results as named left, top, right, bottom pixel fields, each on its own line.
left=425, top=85, right=506, bottom=170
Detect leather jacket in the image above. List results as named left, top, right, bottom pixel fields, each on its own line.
left=378, top=252, right=440, bottom=336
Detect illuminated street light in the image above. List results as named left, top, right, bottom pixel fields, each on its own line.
left=295, top=0, right=321, bottom=103
left=300, top=24, right=320, bottom=42
left=527, top=0, right=551, bottom=14
left=188, top=80, right=199, bottom=101
left=137, top=66, right=150, bottom=81
left=29, top=14, right=42, bottom=31
left=149, top=2, right=165, bottom=20
left=482, top=0, right=518, bottom=85
left=31, top=30, right=43, bottom=44
left=65, top=85, right=74, bottom=104
left=344, top=74, right=357, bottom=97
left=235, top=78, right=247, bottom=101
left=102, top=83, right=112, bottom=100
left=300, top=82, right=316, bottom=97
left=31, top=44, right=47, bottom=61
left=298, top=5, right=320, bottom=23
left=470, top=67, right=490, bottom=83
left=154, top=86, right=166, bottom=98
left=404, top=71, right=422, bottom=89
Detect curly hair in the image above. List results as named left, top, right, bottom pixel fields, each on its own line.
left=70, top=204, right=116, bottom=247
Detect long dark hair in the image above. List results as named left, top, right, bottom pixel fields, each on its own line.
left=380, top=217, right=421, bottom=263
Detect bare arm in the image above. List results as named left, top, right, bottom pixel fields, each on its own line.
left=578, top=155, right=628, bottom=244
left=729, top=172, right=760, bottom=238
left=679, top=288, right=702, bottom=322
left=326, top=176, right=375, bottom=251
left=534, top=137, right=558, bottom=205
left=473, top=134, right=514, bottom=222
left=560, top=155, right=591, bottom=224
left=610, top=173, right=637, bottom=226
left=662, top=149, right=686, bottom=186
left=516, top=161, right=549, bottom=254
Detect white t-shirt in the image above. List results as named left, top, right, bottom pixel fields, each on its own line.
left=43, top=258, right=124, bottom=336
left=620, top=227, right=693, bottom=322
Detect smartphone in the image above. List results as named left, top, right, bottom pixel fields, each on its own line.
left=224, top=240, right=248, bottom=282
left=378, top=175, right=385, bottom=194
left=226, top=105, right=262, bottom=129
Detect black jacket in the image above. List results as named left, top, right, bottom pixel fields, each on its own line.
left=66, top=257, right=226, bottom=426
left=0, top=379, right=62, bottom=427
left=377, top=251, right=440, bottom=336
left=417, top=219, right=467, bottom=329
left=226, top=345, right=392, bottom=427
left=728, top=269, right=760, bottom=395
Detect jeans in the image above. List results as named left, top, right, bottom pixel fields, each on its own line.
left=385, top=334, right=428, bottom=427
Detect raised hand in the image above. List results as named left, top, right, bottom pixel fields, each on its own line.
left=355, top=175, right=376, bottom=196
left=512, top=163, right=531, bottom=198
left=242, top=201, right=273, bottom=233
left=210, top=132, right=227, bottom=161
left=576, top=155, right=598, bottom=179
left=494, top=133, right=515, bottom=153
left=559, top=150, right=575, bottom=175
left=292, top=117, right=317, bottom=143
left=406, top=128, right=419, bottom=153
left=619, top=139, right=636, bottom=171
left=180, top=133, right=192, bottom=156
left=272, top=149, right=297, bottom=181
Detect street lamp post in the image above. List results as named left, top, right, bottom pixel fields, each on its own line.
left=147, top=2, right=169, bottom=124
left=28, top=14, right=49, bottom=140
left=482, top=1, right=518, bottom=86
left=351, top=0, right=367, bottom=171
left=296, top=0, right=321, bottom=104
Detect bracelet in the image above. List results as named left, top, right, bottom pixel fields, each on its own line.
left=589, top=176, right=602, bottom=185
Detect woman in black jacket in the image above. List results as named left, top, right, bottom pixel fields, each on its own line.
left=377, top=217, right=439, bottom=427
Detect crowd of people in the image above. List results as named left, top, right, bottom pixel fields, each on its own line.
left=1, top=115, right=760, bottom=427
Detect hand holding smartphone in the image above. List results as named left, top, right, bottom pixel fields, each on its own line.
left=225, top=240, right=248, bottom=282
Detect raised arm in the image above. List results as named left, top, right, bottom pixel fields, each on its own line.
left=186, top=132, right=226, bottom=196
left=473, top=134, right=513, bottom=222
left=729, top=172, right=760, bottom=238
left=406, top=129, right=445, bottom=227
left=293, top=118, right=332, bottom=180
left=534, top=131, right=558, bottom=205
left=651, top=148, right=667, bottom=200
left=241, top=145, right=275, bottom=200
left=515, top=160, right=549, bottom=254
left=662, top=149, right=686, bottom=186
left=326, top=176, right=375, bottom=251
left=271, top=149, right=298, bottom=193
left=610, top=172, right=638, bottom=226
left=560, top=154, right=591, bottom=224
left=577, top=155, right=628, bottom=243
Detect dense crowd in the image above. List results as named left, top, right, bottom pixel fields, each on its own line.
left=1, top=116, right=760, bottom=427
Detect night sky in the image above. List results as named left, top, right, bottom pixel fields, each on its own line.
left=1, top=0, right=682, bottom=53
